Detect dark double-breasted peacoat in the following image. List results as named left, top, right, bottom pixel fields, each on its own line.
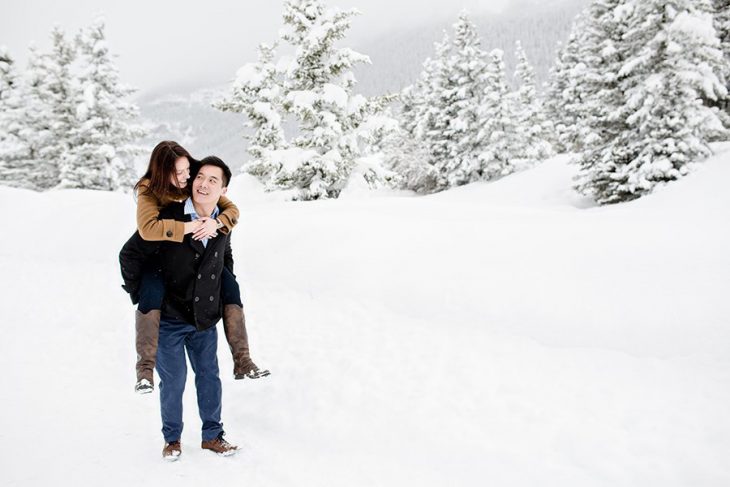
left=119, top=201, right=234, bottom=331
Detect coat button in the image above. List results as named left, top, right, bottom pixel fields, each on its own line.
left=195, top=254, right=200, bottom=259
left=214, top=251, right=218, bottom=257
left=197, top=274, right=201, bottom=279
left=166, top=230, right=173, bottom=237
left=211, top=274, right=215, bottom=280
left=209, top=296, right=214, bottom=301
left=195, top=297, right=200, bottom=302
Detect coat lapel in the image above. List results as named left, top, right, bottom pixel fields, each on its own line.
left=180, top=211, right=206, bottom=256
left=188, top=234, right=206, bottom=256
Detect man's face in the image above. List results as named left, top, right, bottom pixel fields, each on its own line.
left=192, top=165, right=227, bottom=206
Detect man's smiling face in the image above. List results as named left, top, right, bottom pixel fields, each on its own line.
left=192, top=165, right=227, bottom=206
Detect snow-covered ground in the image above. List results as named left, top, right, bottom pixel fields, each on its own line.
left=1, top=146, right=729, bottom=486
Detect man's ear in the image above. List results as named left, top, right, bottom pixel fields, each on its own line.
left=221, top=186, right=228, bottom=196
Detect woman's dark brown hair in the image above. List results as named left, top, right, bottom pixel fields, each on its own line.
left=134, top=141, right=197, bottom=201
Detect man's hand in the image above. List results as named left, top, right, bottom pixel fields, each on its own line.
left=192, top=217, right=219, bottom=240
left=184, top=220, right=203, bottom=235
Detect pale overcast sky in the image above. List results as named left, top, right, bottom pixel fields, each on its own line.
left=1, top=0, right=550, bottom=95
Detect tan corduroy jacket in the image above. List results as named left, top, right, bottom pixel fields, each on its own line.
left=136, top=178, right=239, bottom=242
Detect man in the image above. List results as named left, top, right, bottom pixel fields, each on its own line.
left=120, top=157, right=241, bottom=460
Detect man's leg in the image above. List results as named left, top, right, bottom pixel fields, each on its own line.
left=185, top=325, right=223, bottom=442
left=156, top=318, right=192, bottom=443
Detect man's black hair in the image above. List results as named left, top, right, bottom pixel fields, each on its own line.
left=198, top=156, right=232, bottom=187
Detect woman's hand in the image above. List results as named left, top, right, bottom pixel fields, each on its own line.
left=184, top=220, right=203, bottom=235
left=192, top=217, right=219, bottom=240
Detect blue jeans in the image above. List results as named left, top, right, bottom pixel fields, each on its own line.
left=138, top=266, right=242, bottom=313
left=156, top=317, right=223, bottom=442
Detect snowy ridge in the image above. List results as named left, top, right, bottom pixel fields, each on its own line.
left=1, top=150, right=728, bottom=486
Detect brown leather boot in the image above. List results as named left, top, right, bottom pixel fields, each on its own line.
left=201, top=434, right=237, bottom=456
left=162, top=440, right=181, bottom=461
left=135, top=309, right=161, bottom=394
left=222, top=304, right=270, bottom=380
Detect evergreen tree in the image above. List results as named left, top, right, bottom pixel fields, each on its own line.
left=386, top=82, right=440, bottom=193
left=60, top=18, right=143, bottom=190
left=380, top=86, right=436, bottom=193
left=216, top=42, right=287, bottom=183
left=427, top=12, right=489, bottom=188
left=5, top=28, right=79, bottom=190
left=544, top=14, right=589, bottom=153
left=570, top=0, right=632, bottom=191
left=543, top=40, right=568, bottom=152
left=0, top=47, right=29, bottom=188
left=397, top=83, right=421, bottom=138
left=511, top=40, right=553, bottom=163
left=38, top=26, right=77, bottom=189
left=478, top=49, right=519, bottom=179
left=0, top=47, right=15, bottom=99
left=220, top=0, right=392, bottom=200
left=712, top=0, right=730, bottom=117
left=413, top=32, right=452, bottom=181
left=3, top=44, right=61, bottom=190
left=382, top=126, right=439, bottom=194
left=276, top=0, right=375, bottom=200
left=577, top=0, right=728, bottom=204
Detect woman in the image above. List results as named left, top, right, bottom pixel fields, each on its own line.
left=132, top=140, right=269, bottom=394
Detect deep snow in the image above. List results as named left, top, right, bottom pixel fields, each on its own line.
left=0, top=147, right=728, bottom=486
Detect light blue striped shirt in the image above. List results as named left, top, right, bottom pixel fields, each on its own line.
left=184, top=197, right=220, bottom=248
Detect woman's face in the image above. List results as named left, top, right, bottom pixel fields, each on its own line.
left=171, top=156, right=190, bottom=188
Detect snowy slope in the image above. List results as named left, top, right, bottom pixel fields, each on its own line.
left=1, top=146, right=729, bottom=486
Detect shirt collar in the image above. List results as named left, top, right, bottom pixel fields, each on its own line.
left=184, top=197, right=220, bottom=220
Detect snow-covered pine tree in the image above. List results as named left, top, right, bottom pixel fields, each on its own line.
left=543, top=14, right=589, bottom=153
left=477, top=49, right=519, bottom=179
left=712, top=0, right=730, bottom=118
left=35, top=26, right=79, bottom=189
left=216, top=42, right=287, bottom=184
left=511, top=40, right=553, bottom=163
left=275, top=0, right=382, bottom=200
left=381, top=86, right=437, bottom=193
left=60, top=18, right=143, bottom=191
left=383, top=76, right=439, bottom=193
left=0, top=47, right=15, bottom=101
left=412, top=32, right=452, bottom=176
left=382, top=32, right=452, bottom=194
left=279, top=0, right=388, bottom=200
left=580, top=0, right=633, bottom=149
left=381, top=126, right=438, bottom=194
left=1, top=44, right=63, bottom=190
left=571, top=0, right=633, bottom=191
left=429, top=12, right=489, bottom=188
left=577, top=0, right=728, bottom=204
left=543, top=41, right=568, bottom=152
left=397, top=83, right=420, bottom=138
left=0, top=47, right=30, bottom=188
left=221, top=0, right=392, bottom=200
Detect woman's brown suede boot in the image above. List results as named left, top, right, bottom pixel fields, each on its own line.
left=135, top=309, right=161, bottom=394
left=222, top=304, right=270, bottom=379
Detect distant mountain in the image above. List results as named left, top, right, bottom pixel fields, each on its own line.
left=135, top=88, right=250, bottom=172
left=352, top=0, right=590, bottom=96
left=135, top=0, right=589, bottom=173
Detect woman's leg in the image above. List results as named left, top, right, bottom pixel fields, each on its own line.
left=220, top=267, right=270, bottom=380
left=135, top=269, right=165, bottom=393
